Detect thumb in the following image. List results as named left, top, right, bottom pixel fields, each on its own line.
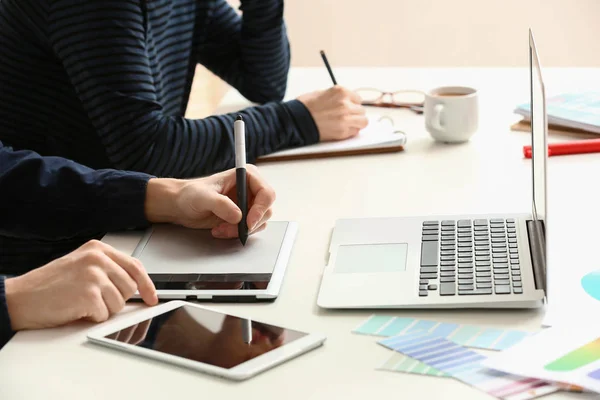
left=208, top=193, right=242, bottom=225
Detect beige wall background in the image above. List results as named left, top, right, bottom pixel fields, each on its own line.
left=232, top=0, right=600, bottom=67
left=192, top=0, right=600, bottom=117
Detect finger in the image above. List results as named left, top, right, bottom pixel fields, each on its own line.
left=244, top=170, right=275, bottom=231
left=208, top=193, right=242, bottom=225
left=212, top=219, right=267, bottom=239
left=101, top=280, right=126, bottom=316
left=99, top=245, right=157, bottom=306
left=116, top=325, right=137, bottom=343
left=345, top=102, right=367, bottom=117
left=246, top=190, right=274, bottom=231
left=211, top=223, right=237, bottom=239
left=347, top=89, right=363, bottom=104
left=130, top=319, right=152, bottom=345
left=347, top=115, right=369, bottom=130
left=85, top=288, right=110, bottom=323
left=350, top=128, right=361, bottom=138
left=250, top=222, right=267, bottom=235
left=104, top=258, right=137, bottom=300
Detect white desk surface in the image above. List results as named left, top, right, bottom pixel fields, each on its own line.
left=2, top=67, right=600, bottom=400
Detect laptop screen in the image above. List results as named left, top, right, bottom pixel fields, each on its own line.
left=528, top=29, right=549, bottom=296
left=530, top=29, right=548, bottom=224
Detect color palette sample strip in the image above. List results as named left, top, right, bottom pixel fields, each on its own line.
left=378, top=351, right=449, bottom=377
left=380, top=334, right=558, bottom=400
left=354, top=315, right=532, bottom=351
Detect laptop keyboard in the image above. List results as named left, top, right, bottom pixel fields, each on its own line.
left=419, top=218, right=522, bottom=297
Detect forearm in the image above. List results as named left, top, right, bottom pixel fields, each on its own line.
left=0, top=146, right=153, bottom=240
left=238, top=0, right=290, bottom=102
left=120, top=99, right=318, bottom=178
left=198, top=0, right=290, bottom=103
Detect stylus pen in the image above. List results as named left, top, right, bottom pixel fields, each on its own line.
left=241, top=319, right=252, bottom=344
left=523, top=138, right=600, bottom=158
left=234, top=115, right=249, bottom=246
left=320, top=50, right=337, bottom=85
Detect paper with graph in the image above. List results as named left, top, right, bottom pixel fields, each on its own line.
left=484, top=325, right=600, bottom=393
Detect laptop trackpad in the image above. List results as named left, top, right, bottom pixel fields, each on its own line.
left=333, top=243, right=408, bottom=274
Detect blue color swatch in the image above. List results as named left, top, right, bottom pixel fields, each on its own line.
left=353, top=316, right=531, bottom=351
left=379, top=335, right=486, bottom=376
left=380, top=335, right=558, bottom=399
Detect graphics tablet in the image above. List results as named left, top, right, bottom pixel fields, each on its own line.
left=87, top=301, right=325, bottom=381
left=131, top=221, right=297, bottom=302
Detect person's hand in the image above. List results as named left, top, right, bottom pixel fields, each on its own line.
left=297, top=85, right=369, bottom=141
left=4, top=240, right=158, bottom=331
left=145, top=165, right=276, bottom=239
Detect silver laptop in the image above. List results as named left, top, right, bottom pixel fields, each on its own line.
left=317, top=30, right=548, bottom=309
left=130, top=221, right=298, bottom=302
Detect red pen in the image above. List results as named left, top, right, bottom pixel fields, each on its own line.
left=523, top=138, right=600, bottom=158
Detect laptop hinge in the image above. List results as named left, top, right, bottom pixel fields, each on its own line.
left=526, top=220, right=546, bottom=292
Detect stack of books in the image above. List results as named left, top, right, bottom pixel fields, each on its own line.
left=512, top=92, right=600, bottom=138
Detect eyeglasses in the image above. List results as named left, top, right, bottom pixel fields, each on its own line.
left=355, top=88, right=425, bottom=113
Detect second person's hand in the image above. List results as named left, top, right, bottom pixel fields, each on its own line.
left=5, top=240, right=158, bottom=331
left=297, top=86, right=369, bottom=142
left=145, top=165, right=276, bottom=239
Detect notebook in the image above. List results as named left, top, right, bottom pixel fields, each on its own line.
left=511, top=120, right=597, bottom=139
left=514, top=92, right=600, bottom=135
left=257, top=118, right=406, bottom=163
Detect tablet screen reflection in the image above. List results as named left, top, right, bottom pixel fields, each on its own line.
left=105, top=305, right=307, bottom=369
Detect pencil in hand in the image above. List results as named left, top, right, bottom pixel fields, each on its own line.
left=320, top=50, right=337, bottom=85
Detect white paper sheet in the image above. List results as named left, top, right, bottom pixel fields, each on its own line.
left=543, top=239, right=600, bottom=327
left=483, top=325, right=600, bottom=394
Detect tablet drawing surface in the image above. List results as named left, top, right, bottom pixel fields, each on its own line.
left=134, top=221, right=289, bottom=276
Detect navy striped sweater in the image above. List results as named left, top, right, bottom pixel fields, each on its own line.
left=0, top=0, right=319, bottom=178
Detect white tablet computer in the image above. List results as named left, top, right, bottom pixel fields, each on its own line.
left=87, top=301, right=326, bottom=381
left=131, top=221, right=298, bottom=302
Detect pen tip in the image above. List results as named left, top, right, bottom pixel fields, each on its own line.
left=236, top=114, right=243, bottom=121
left=241, top=236, right=248, bottom=246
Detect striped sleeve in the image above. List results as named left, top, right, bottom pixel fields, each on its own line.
left=196, top=0, right=290, bottom=103
left=47, top=0, right=318, bottom=178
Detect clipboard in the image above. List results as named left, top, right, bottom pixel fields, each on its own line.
left=256, top=143, right=405, bottom=163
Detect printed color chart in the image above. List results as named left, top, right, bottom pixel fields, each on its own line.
left=378, top=352, right=449, bottom=377
left=381, top=334, right=558, bottom=400
left=354, top=316, right=532, bottom=351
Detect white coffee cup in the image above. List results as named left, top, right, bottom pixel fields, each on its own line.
left=424, top=86, right=478, bottom=143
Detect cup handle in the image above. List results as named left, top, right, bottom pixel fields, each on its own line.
left=432, top=104, right=445, bottom=131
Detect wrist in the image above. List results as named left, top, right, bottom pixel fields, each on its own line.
left=4, top=277, right=26, bottom=331
left=144, top=178, right=186, bottom=223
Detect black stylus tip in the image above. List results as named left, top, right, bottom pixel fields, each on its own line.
left=240, top=235, right=248, bottom=246
left=236, top=114, right=243, bottom=121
